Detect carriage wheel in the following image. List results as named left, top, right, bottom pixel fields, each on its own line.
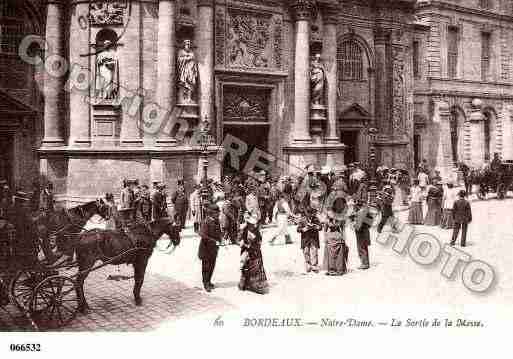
left=9, top=270, right=42, bottom=310
left=30, top=275, right=78, bottom=330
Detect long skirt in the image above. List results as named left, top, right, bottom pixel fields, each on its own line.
left=324, top=232, right=348, bottom=275
left=440, top=209, right=454, bottom=229
left=239, top=248, right=269, bottom=294
left=424, top=199, right=441, bottom=226
left=408, top=201, right=423, bottom=225
left=273, top=213, right=289, bottom=239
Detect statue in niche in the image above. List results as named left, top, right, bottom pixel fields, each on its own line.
left=177, top=39, right=198, bottom=103
left=310, top=54, right=326, bottom=106
left=95, top=40, right=119, bottom=100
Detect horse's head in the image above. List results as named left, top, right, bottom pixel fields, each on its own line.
left=95, top=198, right=110, bottom=220
left=152, top=217, right=181, bottom=247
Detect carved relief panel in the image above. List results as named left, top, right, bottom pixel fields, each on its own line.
left=215, top=7, right=283, bottom=71
left=392, top=45, right=406, bottom=135
left=223, top=86, right=270, bottom=122
left=89, top=1, right=128, bottom=26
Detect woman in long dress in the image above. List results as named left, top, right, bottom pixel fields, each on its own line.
left=424, top=183, right=443, bottom=226
left=440, top=183, right=456, bottom=229
left=269, top=193, right=292, bottom=245
left=239, top=212, right=269, bottom=294
left=323, top=196, right=349, bottom=276
left=408, top=180, right=424, bottom=225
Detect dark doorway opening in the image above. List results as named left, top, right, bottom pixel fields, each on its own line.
left=0, top=133, right=14, bottom=187
left=222, top=124, right=269, bottom=177
left=341, top=130, right=358, bottom=165
left=414, top=134, right=421, bottom=170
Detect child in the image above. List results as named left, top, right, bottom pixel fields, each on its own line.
left=297, top=206, right=322, bottom=273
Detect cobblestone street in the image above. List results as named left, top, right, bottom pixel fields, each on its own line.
left=1, top=194, right=512, bottom=331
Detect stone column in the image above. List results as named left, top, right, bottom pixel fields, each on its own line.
left=435, top=101, right=455, bottom=181
left=120, top=2, right=144, bottom=146
left=69, top=1, right=91, bottom=147
left=196, top=0, right=215, bottom=128
left=42, top=0, right=66, bottom=147
left=291, top=1, right=315, bottom=144
left=502, top=105, right=513, bottom=160
left=155, top=0, right=177, bottom=146
left=469, top=99, right=485, bottom=168
left=323, top=6, right=339, bottom=145
left=374, top=29, right=390, bottom=134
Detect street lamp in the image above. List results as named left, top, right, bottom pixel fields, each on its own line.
left=368, top=127, right=378, bottom=205
left=198, top=115, right=212, bottom=220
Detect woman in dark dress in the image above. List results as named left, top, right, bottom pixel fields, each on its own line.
left=239, top=212, right=269, bottom=294
left=424, top=183, right=443, bottom=226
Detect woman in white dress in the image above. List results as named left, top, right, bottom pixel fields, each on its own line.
left=269, top=193, right=292, bottom=245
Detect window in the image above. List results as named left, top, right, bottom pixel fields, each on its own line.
left=413, top=40, right=420, bottom=78
left=338, top=40, right=364, bottom=81
left=447, top=27, right=458, bottom=78
left=481, top=32, right=491, bottom=81
left=0, top=2, right=25, bottom=55
left=479, top=0, right=491, bottom=9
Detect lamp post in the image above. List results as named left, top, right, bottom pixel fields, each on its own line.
left=198, top=115, right=212, bottom=220
left=368, top=127, right=378, bottom=205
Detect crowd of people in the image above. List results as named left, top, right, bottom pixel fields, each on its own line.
left=0, top=154, right=485, bottom=296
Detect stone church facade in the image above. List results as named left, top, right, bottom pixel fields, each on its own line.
left=15, top=0, right=513, bottom=204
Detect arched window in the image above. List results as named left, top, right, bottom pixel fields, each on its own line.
left=484, top=112, right=491, bottom=162
left=450, top=110, right=459, bottom=164
left=0, top=1, right=26, bottom=55
left=338, top=40, right=364, bottom=81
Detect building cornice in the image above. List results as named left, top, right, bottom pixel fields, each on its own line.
left=416, top=1, right=513, bottom=22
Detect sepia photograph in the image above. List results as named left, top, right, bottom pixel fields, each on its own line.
left=0, top=0, right=510, bottom=357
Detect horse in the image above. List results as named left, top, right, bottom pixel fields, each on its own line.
left=36, top=199, right=110, bottom=258
left=74, top=218, right=181, bottom=313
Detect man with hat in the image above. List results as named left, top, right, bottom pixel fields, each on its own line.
left=152, top=183, right=168, bottom=221
left=198, top=203, right=222, bottom=292
left=171, top=179, right=188, bottom=230
left=256, top=170, right=271, bottom=225
left=12, top=191, right=40, bottom=264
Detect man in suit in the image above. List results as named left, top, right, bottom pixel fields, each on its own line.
left=451, top=190, right=472, bottom=247
left=171, top=180, right=188, bottom=230
left=198, top=203, right=222, bottom=292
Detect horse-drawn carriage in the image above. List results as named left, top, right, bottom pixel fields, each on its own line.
left=470, top=161, right=513, bottom=200
left=0, top=200, right=180, bottom=331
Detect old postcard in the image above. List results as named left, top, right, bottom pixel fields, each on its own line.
left=0, top=0, right=510, bottom=357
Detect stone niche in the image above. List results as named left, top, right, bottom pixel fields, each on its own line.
left=215, top=6, right=283, bottom=72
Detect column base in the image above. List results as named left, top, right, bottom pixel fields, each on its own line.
left=41, top=137, right=66, bottom=148
left=292, top=137, right=313, bottom=145
left=324, top=136, right=340, bottom=145
left=69, top=138, right=92, bottom=147
left=120, top=139, right=144, bottom=147
left=155, top=138, right=178, bottom=147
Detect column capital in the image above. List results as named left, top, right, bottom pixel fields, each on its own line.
left=374, top=28, right=391, bottom=44
left=197, top=0, right=214, bottom=7
left=321, top=4, right=338, bottom=25
left=290, top=0, right=316, bottom=22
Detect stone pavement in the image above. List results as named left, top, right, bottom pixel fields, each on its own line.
left=1, top=194, right=512, bottom=331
